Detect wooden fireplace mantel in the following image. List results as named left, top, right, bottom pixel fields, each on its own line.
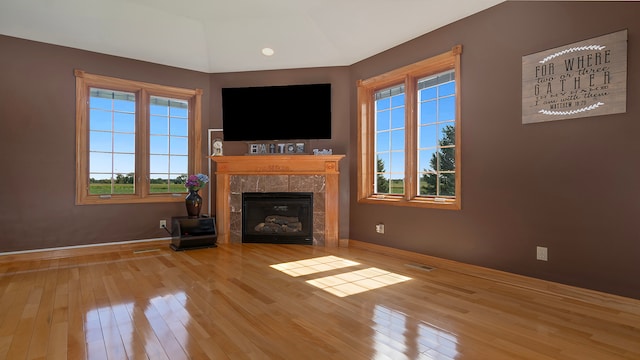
left=210, top=155, right=345, bottom=247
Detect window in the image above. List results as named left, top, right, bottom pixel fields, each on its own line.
left=75, top=70, right=203, bottom=204
left=357, top=46, right=461, bottom=210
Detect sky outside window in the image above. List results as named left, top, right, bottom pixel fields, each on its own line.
left=149, top=96, right=189, bottom=193
left=375, top=85, right=405, bottom=194
left=88, top=91, right=190, bottom=194
left=89, top=88, right=136, bottom=194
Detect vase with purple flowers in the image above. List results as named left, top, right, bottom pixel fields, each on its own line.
left=184, top=173, right=209, bottom=218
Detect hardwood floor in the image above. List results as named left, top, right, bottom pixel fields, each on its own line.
left=0, top=241, right=638, bottom=359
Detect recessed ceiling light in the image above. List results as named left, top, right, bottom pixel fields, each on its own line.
left=261, top=47, right=275, bottom=56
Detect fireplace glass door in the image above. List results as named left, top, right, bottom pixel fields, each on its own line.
left=242, top=192, right=313, bottom=245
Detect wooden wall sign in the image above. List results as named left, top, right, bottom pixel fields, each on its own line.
left=522, top=30, right=627, bottom=124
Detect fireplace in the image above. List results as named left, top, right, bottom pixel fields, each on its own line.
left=211, top=154, right=345, bottom=247
left=242, top=192, right=313, bottom=245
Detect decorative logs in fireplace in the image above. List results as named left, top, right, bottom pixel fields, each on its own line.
left=254, top=215, right=303, bottom=233
left=242, top=192, right=313, bottom=244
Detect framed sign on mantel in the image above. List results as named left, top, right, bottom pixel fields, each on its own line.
left=522, top=29, right=627, bottom=124
left=247, top=141, right=307, bottom=155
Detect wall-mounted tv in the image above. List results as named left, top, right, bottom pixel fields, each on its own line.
left=221, top=83, right=331, bottom=141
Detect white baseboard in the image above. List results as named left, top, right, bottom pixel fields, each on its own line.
left=0, top=237, right=171, bottom=257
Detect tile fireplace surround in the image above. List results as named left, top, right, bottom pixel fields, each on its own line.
left=210, top=155, right=345, bottom=247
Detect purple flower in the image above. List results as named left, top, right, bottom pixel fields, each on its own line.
left=184, top=173, right=209, bottom=191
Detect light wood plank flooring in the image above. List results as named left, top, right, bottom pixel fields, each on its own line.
left=0, top=242, right=638, bottom=359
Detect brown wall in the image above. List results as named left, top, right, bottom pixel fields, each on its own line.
left=0, top=1, right=638, bottom=299
left=0, top=36, right=212, bottom=251
left=0, top=36, right=351, bottom=252
left=349, top=1, right=640, bottom=299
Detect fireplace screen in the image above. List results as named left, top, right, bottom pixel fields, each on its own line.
left=242, top=192, right=313, bottom=245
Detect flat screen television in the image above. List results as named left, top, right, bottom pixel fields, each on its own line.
left=221, top=83, right=331, bottom=141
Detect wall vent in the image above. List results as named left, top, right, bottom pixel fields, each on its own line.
left=405, top=263, right=435, bottom=272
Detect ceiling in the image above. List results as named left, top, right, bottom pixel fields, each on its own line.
left=0, top=0, right=506, bottom=73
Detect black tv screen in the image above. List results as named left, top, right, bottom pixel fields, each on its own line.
left=221, top=83, right=331, bottom=141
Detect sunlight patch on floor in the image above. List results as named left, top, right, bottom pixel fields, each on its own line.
left=270, top=255, right=360, bottom=277
left=306, top=267, right=411, bottom=297
left=271, top=255, right=411, bottom=297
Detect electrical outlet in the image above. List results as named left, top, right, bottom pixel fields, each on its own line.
left=536, top=246, right=548, bottom=261
left=375, top=223, right=385, bottom=234
left=159, top=220, right=167, bottom=229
